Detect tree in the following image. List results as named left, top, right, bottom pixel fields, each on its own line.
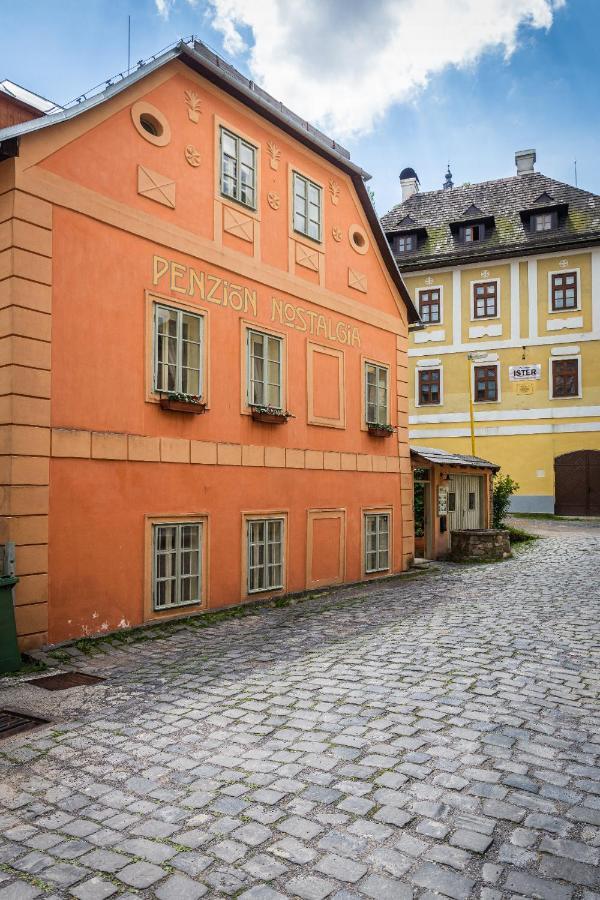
left=492, top=471, right=519, bottom=529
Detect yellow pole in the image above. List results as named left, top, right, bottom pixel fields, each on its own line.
left=467, top=354, right=476, bottom=456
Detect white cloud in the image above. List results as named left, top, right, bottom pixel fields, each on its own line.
left=199, top=0, right=565, bottom=139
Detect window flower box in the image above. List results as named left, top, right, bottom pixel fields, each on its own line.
left=367, top=423, right=394, bottom=437
left=250, top=405, right=293, bottom=425
left=159, top=393, right=206, bottom=414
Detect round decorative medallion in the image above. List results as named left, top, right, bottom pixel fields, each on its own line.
left=348, top=223, right=369, bottom=255
left=332, top=226, right=343, bottom=242
left=184, top=145, right=201, bottom=167
left=267, top=191, right=280, bottom=210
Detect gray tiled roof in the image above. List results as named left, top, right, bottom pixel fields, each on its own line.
left=381, top=172, right=600, bottom=270
left=411, top=445, right=499, bottom=471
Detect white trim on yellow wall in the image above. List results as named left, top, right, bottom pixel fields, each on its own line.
left=414, top=364, right=444, bottom=409
left=409, top=421, right=600, bottom=438
left=510, top=261, right=520, bottom=341
left=549, top=354, right=582, bottom=401
left=416, top=284, right=444, bottom=326
left=408, top=332, right=596, bottom=357
left=409, top=403, right=600, bottom=425
left=469, top=276, right=501, bottom=323
left=546, top=267, right=581, bottom=314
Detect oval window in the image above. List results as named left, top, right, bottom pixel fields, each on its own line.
left=349, top=224, right=369, bottom=255
left=131, top=101, right=171, bottom=147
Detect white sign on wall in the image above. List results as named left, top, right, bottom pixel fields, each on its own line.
left=509, top=364, right=541, bottom=381
left=437, top=486, right=449, bottom=516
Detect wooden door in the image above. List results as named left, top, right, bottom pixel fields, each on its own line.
left=448, top=474, right=483, bottom=531
left=555, top=451, right=600, bottom=516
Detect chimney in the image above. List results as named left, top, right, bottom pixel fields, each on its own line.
left=399, top=167, right=420, bottom=200
left=515, top=149, right=536, bottom=175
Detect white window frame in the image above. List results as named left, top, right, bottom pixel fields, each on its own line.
left=547, top=268, right=581, bottom=314
left=246, top=328, right=283, bottom=410
left=365, top=362, right=389, bottom=426
left=152, top=521, right=202, bottom=611
left=532, top=212, right=555, bottom=232
left=153, top=303, right=204, bottom=397
left=219, top=126, right=257, bottom=210
left=247, top=517, right=285, bottom=594
left=364, top=512, right=390, bottom=574
left=417, top=285, right=444, bottom=326
left=293, top=171, right=322, bottom=242
left=470, top=277, right=501, bottom=321
left=472, top=361, right=501, bottom=404
left=549, top=355, right=582, bottom=400
left=415, top=364, right=443, bottom=407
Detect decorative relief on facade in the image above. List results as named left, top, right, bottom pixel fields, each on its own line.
left=137, top=166, right=176, bottom=208
left=424, top=276, right=434, bottom=286
left=184, top=145, right=201, bottom=167
left=481, top=269, right=490, bottom=277
left=295, top=242, right=320, bottom=272
left=329, top=180, right=340, bottom=205
left=414, top=328, right=445, bottom=344
left=267, top=141, right=281, bottom=170
left=469, top=323, right=503, bottom=339
left=332, top=226, right=343, bottom=242
left=267, top=191, right=280, bottom=210
left=559, top=258, right=569, bottom=267
left=184, top=90, right=202, bottom=123
left=546, top=316, right=583, bottom=331
left=223, top=205, right=254, bottom=243
left=348, top=268, right=367, bottom=293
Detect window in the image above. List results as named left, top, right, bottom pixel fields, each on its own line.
left=153, top=522, right=201, bottom=610
left=395, top=234, right=416, bottom=253
left=247, top=518, right=284, bottom=593
left=419, top=288, right=441, bottom=324
left=532, top=212, right=555, bottom=232
left=220, top=127, right=256, bottom=209
left=473, top=281, right=498, bottom=319
left=448, top=492, right=456, bottom=512
left=247, top=330, right=282, bottom=409
left=154, top=304, right=203, bottom=396
left=474, top=364, right=499, bottom=402
left=418, top=368, right=441, bottom=405
left=468, top=492, right=476, bottom=510
left=365, top=363, right=389, bottom=426
left=365, top=513, right=390, bottom=574
left=551, top=272, right=578, bottom=311
left=461, top=223, right=484, bottom=243
left=552, top=358, right=579, bottom=398
left=293, top=173, right=322, bottom=241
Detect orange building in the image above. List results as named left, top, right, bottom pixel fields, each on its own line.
left=0, top=40, right=418, bottom=649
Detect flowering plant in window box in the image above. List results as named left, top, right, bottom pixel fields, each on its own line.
left=250, top=405, right=294, bottom=424
left=159, top=392, right=206, bottom=414
left=367, top=422, right=394, bottom=437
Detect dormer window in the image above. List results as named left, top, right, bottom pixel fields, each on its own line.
left=532, top=212, right=556, bottom=232
left=461, top=223, right=485, bottom=243
left=395, top=233, right=416, bottom=253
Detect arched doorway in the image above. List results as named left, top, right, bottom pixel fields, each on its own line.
left=554, top=450, right=600, bottom=516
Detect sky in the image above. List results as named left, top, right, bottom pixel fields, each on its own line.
left=1, top=0, right=598, bottom=215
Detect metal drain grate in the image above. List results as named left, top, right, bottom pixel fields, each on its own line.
left=29, top=671, right=105, bottom=691
left=0, top=710, right=48, bottom=739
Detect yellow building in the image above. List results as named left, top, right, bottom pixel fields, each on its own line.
left=382, top=152, right=600, bottom=514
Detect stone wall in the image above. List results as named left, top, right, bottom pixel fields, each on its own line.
left=450, top=529, right=510, bottom=562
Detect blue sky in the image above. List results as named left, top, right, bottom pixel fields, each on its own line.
left=1, top=0, right=598, bottom=214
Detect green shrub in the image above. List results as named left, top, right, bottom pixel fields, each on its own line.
left=493, top=472, right=519, bottom=528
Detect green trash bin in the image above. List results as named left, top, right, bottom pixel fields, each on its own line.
left=0, top=575, right=21, bottom=673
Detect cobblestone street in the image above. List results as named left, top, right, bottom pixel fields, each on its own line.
left=1, top=522, right=599, bottom=900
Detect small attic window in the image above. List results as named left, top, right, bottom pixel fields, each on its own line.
left=394, top=233, right=416, bottom=253
left=140, top=114, right=161, bottom=137
left=531, top=211, right=556, bottom=232
left=460, top=223, right=485, bottom=243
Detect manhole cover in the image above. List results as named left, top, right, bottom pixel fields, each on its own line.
left=29, top=672, right=105, bottom=691
left=0, top=710, right=48, bottom=739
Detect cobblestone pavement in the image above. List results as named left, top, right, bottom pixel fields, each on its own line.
left=1, top=522, right=599, bottom=900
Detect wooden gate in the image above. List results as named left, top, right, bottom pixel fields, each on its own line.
left=448, top=474, right=484, bottom=531
left=554, top=450, right=600, bottom=516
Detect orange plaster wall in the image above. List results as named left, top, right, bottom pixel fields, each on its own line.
left=48, top=460, right=402, bottom=642
left=39, top=62, right=403, bottom=321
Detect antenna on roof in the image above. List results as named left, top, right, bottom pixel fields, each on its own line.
left=574, top=159, right=578, bottom=187
left=127, top=15, right=131, bottom=75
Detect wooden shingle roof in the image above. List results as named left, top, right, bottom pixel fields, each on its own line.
left=381, top=171, right=600, bottom=270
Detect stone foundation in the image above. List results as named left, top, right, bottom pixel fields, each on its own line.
left=450, top=529, right=510, bottom=562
